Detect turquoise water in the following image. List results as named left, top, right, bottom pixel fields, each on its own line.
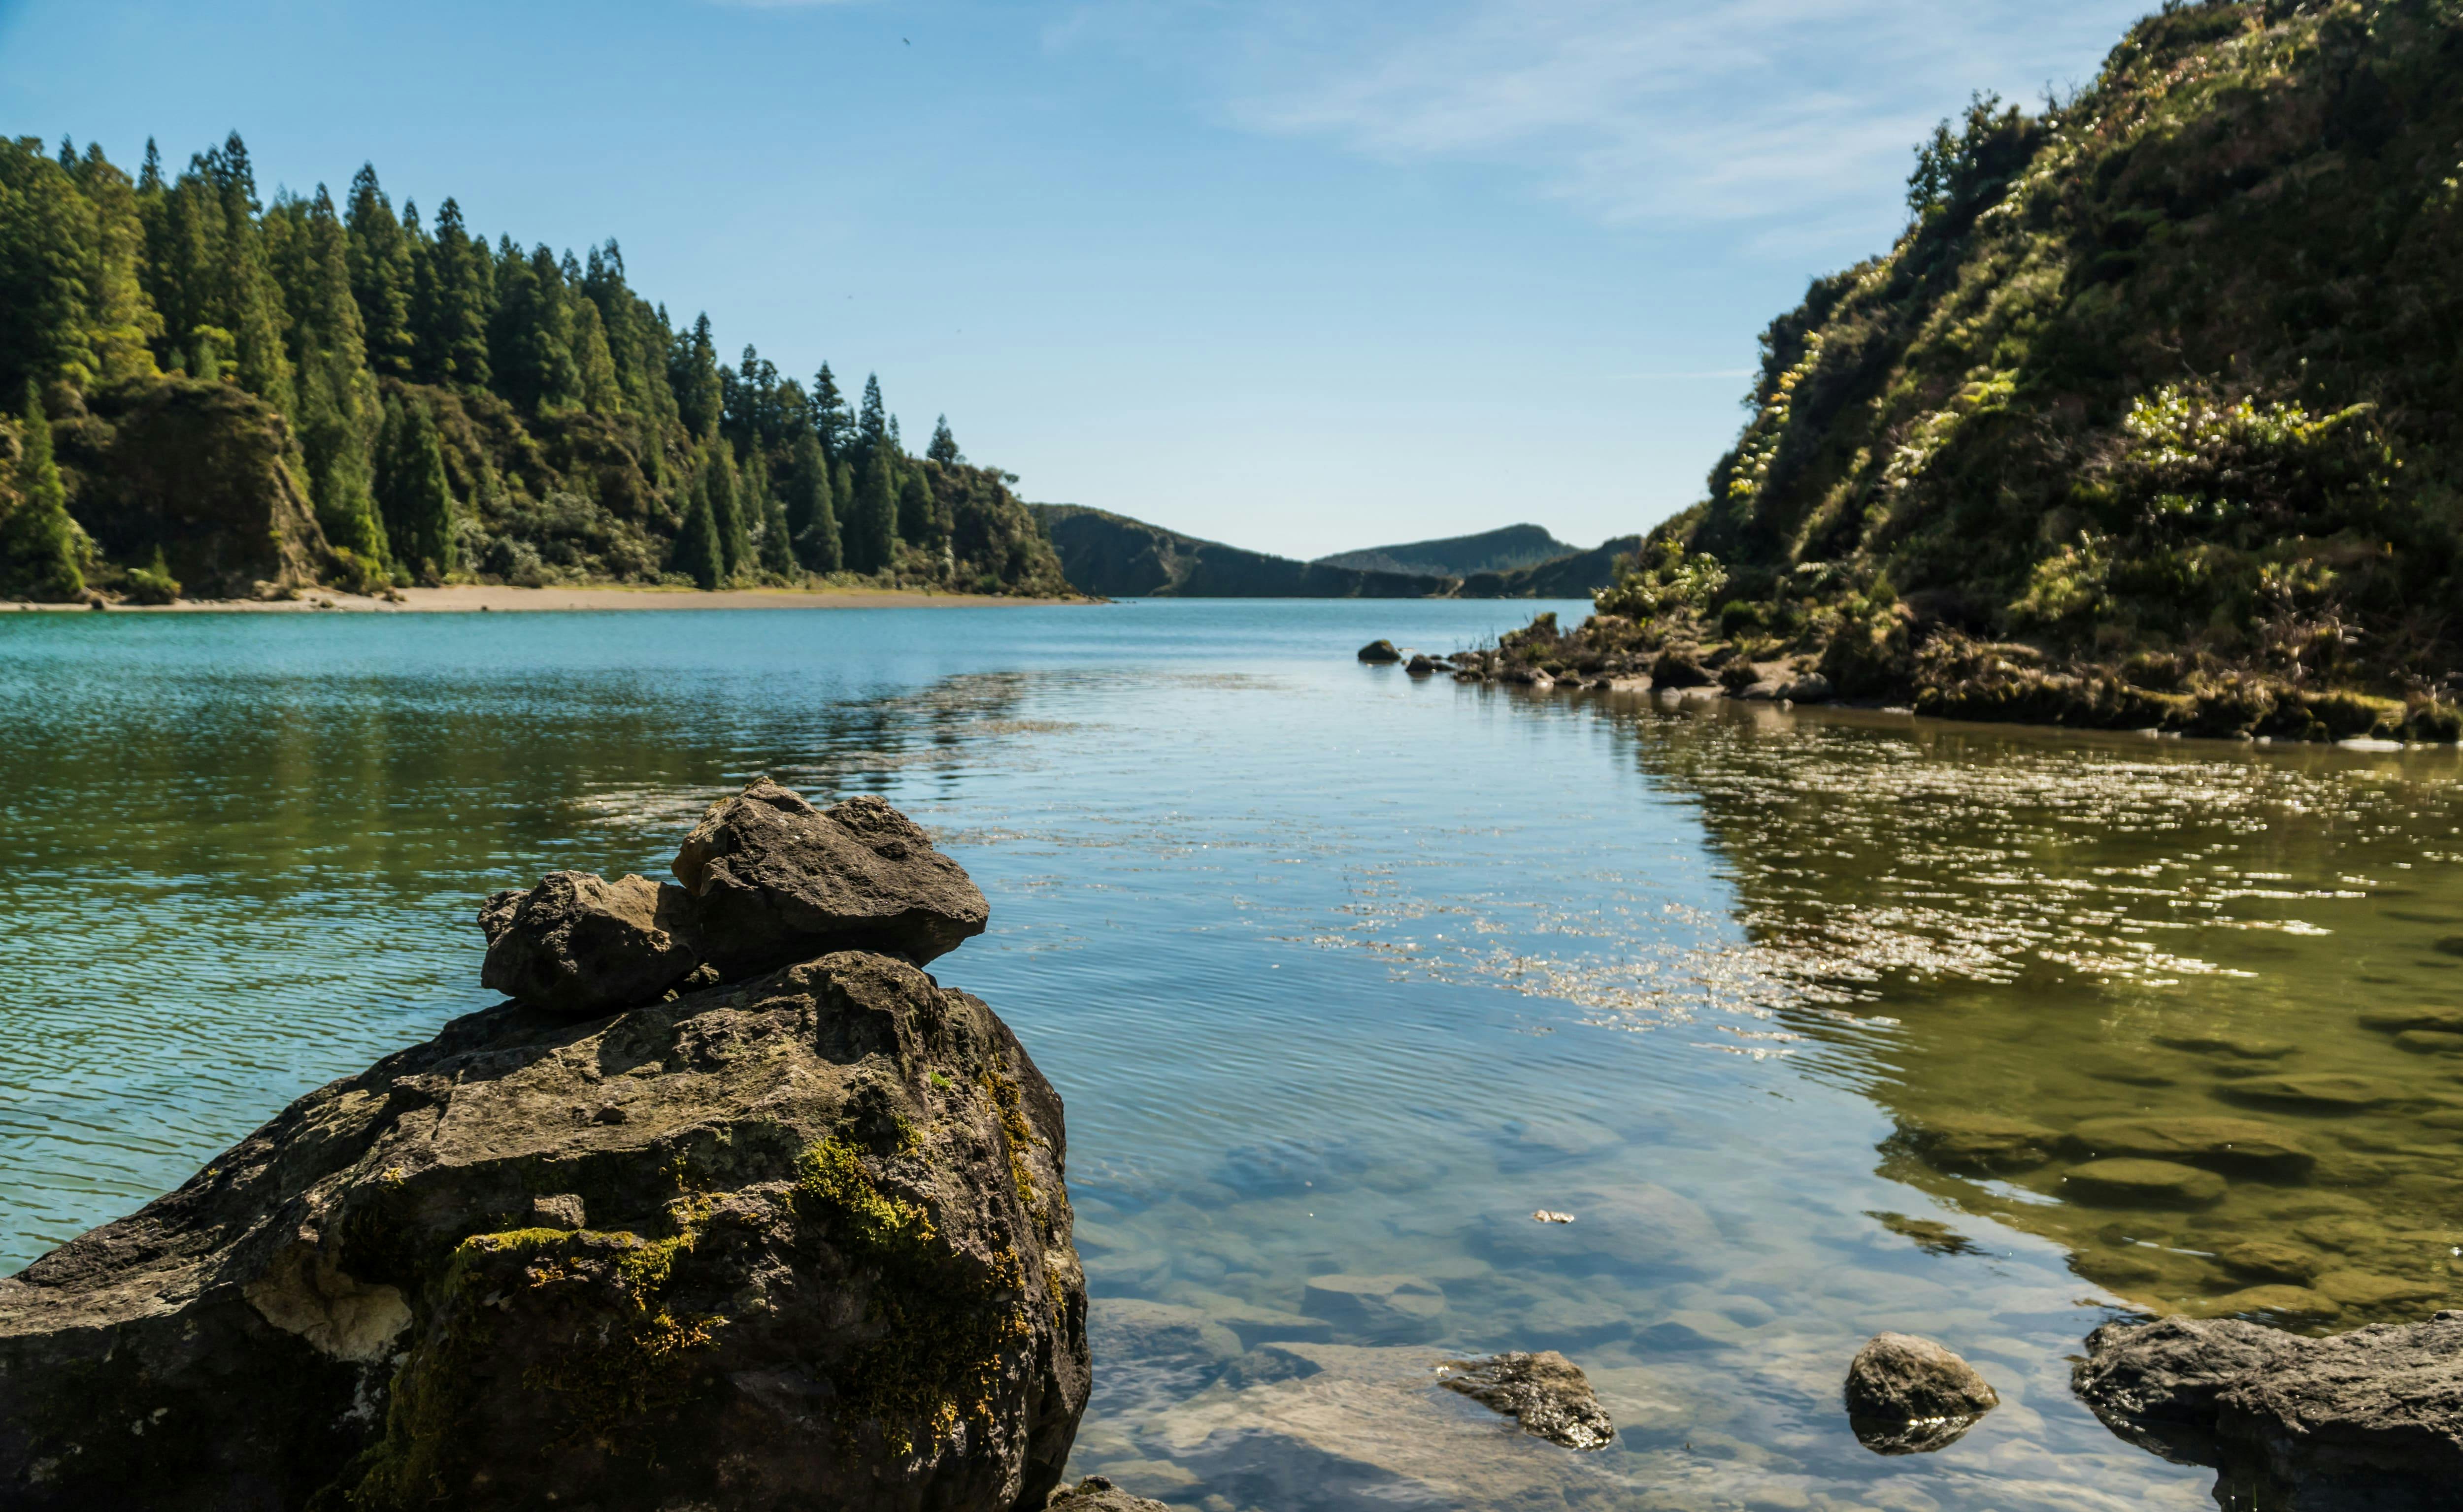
left=11, top=600, right=2462, bottom=1508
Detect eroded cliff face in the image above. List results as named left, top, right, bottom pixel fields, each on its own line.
left=51, top=377, right=329, bottom=597
left=0, top=782, right=1088, bottom=1512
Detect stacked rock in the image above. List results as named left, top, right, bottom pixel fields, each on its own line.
left=0, top=779, right=1084, bottom=1512
left=477, top=780, right=989, bottom=1016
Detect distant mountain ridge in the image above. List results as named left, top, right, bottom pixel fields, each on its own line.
left=1314, top=524, right=1576, bottom=578
left=1031, top=503, right=1631, bottom=599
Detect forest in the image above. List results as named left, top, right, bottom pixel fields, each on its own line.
left=0, top=131, right=1069, bottom=601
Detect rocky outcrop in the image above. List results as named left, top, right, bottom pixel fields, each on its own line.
left=1842, top=1333, right=1998, bottom=1454
left=1436, top=1351, right=1614, bottom=1450
left=479, top=870, right=699, bottom=1015
left=674, top=781, right=991, bottom=977
left=0, top=786, right=1086, bottom=1512
left=2075, top=1313, right=2463, bottom=1510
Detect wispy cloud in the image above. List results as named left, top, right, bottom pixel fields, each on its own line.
left=1061, top=0, right=2147, bottom=240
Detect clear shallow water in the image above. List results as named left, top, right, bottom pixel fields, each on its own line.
left=4, top=602, right=2459, bottom=1509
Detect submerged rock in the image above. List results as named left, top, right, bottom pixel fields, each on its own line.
left=2062, top=1157, right=2228, bottom=1208
left=2064, top=1116, right=2314, bottom=1177
left=478, top=869, right=699, bottom=1016
left=2075, top=1313, right=2463, bottom=1509
left=1437, top=1350, right=1615, bottom=1450
left=1301, top=1273, right=1447, bottom=1342
left=1047, top=1475, right=1173, bottom=1512
left=674, top=779, right=990, bottom=977
left=0, top=789, right=1085, bottom=1512
left=2215, top=1073, right=2399, bottom=1112
left=1891, top=1110, right=2059, bottom=1173
left=1842, top=1333, right=1999, bottom=1455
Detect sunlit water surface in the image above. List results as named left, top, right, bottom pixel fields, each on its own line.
left=6, top=601, right=2462, bottom=1510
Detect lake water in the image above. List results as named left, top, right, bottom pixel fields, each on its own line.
left=6, top=599, right=2462, bottom=1510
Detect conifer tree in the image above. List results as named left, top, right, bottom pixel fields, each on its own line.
left=671, top=473, right=722, bottom=590
left=271, top=186, right=384, bottom=570
left=201, top=134, right=297, bottom=417
left=759, top=484, right=795, bottom=577
left=671, top=314, right=722, bottom=438
left=571, top=294, right=623, bottom=415
left=927, top=415, right=962, bottom=465
left=785, top=427, right=841, bottom=572
left=376, top=394, right=456, bottom=582
left=344, top=165, right=417, bottom=378
left=811, top=363, right=853, bottom=463
left=849, top=438, right=898, bottom=574
left=490, top=243, right=580, bottom=413
left=0, top=139, right=100, bottom=392
left=704, top=441, right=749, bottom=581
left=857, top=373, right=887, bottom=460
left=2, top=382, right=85, bottom=600
left=414, top=198, right=491, bottom=385
left=67, top=145, right=161, bottom=383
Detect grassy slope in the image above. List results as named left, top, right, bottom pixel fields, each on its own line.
left=1539, top=0, right=2463, bottom=739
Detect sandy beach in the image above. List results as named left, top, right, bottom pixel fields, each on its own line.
left=8, top=584, right=1087, bottom=613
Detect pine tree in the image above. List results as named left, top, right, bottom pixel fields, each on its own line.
left=705, top=440, right=749, bottom=580
left=0, top=139, right=100, bottom=392
left=671, top=471, right=722, bottom=590
left=785, top=427, right=841, bottom=572
left=849, top=439, right=898, bottom=574
left=670, top=314, right=722, bottom=438
left=272, top=186, right=384, bottom=571
left=490, top=243, right=580, bottom=413
left=857, top=373, right=887, bottom=461
left=67, top=145, right=161, bottom=382
left=811, top=362, right=853, bottom=463
left=571, top=295, right=623, bottom=415
left=344, top=165, right=417, bottom=378
left=376, top=394, right=456, bottom=582
left=201, top=134, right=297, bottom=417
left=414, top=198, right=491, bottom=386
left=759, top=485, right=795, bottom=577
left=2, top=383, right=85, bottom=600
left=927, top=415, right=962, bottom=465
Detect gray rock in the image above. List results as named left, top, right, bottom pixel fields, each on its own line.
left=673, top=779, right=989, bottom=977
left=1356, top=639, right=1400, bottom=663
left=1781, top=672, right=1834, bottom=702
left=1048, top=1476, right=1173, bottom=1512
left=1843, top=1333, right=1999, bottom=1455
left=1403, top=654, right=1445, bottom=676
left=2075, top=1313, right=2463, bottom=1509
left=0, top=958, right=1084, bottom=1508
left=1437, top=1350, right=1615, bottom=1450
left=478, top=870, right=699, bottom=1016
left=1301, top=1273, right=1446, bottom=1341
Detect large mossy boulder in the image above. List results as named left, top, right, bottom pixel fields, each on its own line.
left=0, top=790, right=1086, bottom=1512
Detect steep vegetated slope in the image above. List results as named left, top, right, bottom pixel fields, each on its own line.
left=0, top=133, right=1068, bottom=602
left=1315, top=524, right=1577, bottom=577
left=1535, top=0, right=2463, bottom=739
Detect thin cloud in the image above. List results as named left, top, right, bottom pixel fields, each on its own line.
left=1063, top=0, right=2148, bottom=238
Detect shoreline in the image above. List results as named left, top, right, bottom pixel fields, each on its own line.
left=7, top=584, right=1092, bottom=614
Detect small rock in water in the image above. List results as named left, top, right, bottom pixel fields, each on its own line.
left=1842, top=1333, right=1999, bottom=1455
left=1404, top=654, right=1442, bottom=676
left=1047, top=1476, right=1174, bottom=1512
left=479, top=869, right=699, bottom=1016
left=674, top=778, right=989, bottom=977
left=1531, top=1209, right=1575, bottom=1223
left=1438, top=1350, right=1616, bottom=1450
left=1356, top=638, right=1401, bottom=663
left=2214, top=1238, right=2326, bottom=1285
left=2063, top=1157, right=2228, bottom=1208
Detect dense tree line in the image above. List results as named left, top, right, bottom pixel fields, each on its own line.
left=0, top=131, right=1067, bottom=600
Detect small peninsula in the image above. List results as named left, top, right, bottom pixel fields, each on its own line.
left=1523, top=0, right=2463, bottom=742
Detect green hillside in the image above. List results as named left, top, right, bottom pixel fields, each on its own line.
left=1541, top=0, right=2463, bottom=740
left=1314, top=524, right=1576, bottom=577
left=0, top=133, right=1068, bottom=602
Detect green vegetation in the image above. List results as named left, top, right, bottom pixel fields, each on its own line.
left=1569, top=0, right=2463, bottom=738
left=0, top=131, right=1068, bottom=600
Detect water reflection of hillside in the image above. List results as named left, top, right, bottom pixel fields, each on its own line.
left=1611, top=694, right=2463, bottom=1331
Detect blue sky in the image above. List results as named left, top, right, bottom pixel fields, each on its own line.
left=0, top=0, right=2154, bottom=559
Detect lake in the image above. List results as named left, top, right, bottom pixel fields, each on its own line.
left=5, top=598, right=2460, bottom=1510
